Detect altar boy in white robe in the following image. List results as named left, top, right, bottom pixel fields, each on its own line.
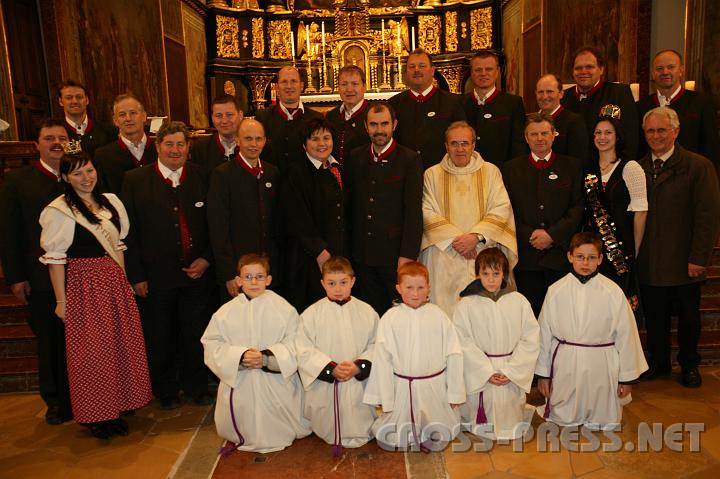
left=453, top=248, right=539, bottom=440
left=363, top=262, right=465, bottom=452
left=536, top=233, right=648, bottom=429
left=201, top=254, right=311, bottom=454
left=296, top=256, right=379, bottom=456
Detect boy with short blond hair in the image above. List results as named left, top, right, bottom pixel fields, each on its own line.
left=453, top=248, right=539, bottom=440
left=201, top=253, right=310, bottom=453
left=363, top=262, right=465, bottom=452
left=295, top=256, right=379, bottom=455
left=535, top=233, right=648, bottom=429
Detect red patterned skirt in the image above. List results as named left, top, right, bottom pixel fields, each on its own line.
left=65, top=256, right=152, bottom=423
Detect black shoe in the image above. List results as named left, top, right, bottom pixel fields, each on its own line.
left=106, top=418, right=129, bottom=436
left=192, top=392, right=214, bottom=406
left=160, top=396, right=182, bottom=410
left=86, top=422, right=112, bottom=440
left=45, top=405, right=72, bottom=425
left=640, top=364, right=672, bottom=381
left=681, top=367, right=702, bottom=388
left=121, top=409, right=136, bottom=417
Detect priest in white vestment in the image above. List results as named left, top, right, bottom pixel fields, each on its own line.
left=201, top=284, right=311, bottom=453
left=420, top=121, right=518, bottom=316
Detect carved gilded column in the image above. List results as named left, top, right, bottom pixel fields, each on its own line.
left=207, top=0, right=229, bottom=7
left=247, top=73, right=275, bottom=111
left=470, top=7, right=493, bottom=50
left=436, top=65, right=464, bottom=94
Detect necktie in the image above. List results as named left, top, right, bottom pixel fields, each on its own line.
left=653, top=158, right=663, bottom=171
left=327, top=163, right=343, bottom=190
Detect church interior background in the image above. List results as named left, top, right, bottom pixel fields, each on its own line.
left=1, top=1, right=720, bottom=478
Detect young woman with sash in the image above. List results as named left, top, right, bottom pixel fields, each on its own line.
left=586, top=114, right=648, bottom=309
left=39, top=147, right=152, bottom=440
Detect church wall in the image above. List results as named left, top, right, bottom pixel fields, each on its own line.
left=0, top=0, right=17, bottom=140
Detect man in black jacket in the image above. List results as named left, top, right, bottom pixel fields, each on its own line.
left=637, top=50, right=719, bottom=174
left=463, top=50, right=527, bottom=167
left=502, top=113, right=584, bottom=316
left=57, top=80, right=116, bottom=157
left=0, top=120, right=71, bottom=424
left=121, top=121, right=213, bottom=409
left=207, top=118, right=280, bottom=300
left=344, top=102, right=423, bottom=315
left=94, top=94, right=157, bottom=194
left=561, top=46, right=639, bottom=161
left=325, top=65, right=370, bottom=164
left=189, top=94, right=243, bottom=173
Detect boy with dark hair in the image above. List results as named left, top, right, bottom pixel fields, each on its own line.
left=453, top=248, right=539, bottom=440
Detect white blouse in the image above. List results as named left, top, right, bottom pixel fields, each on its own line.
left=601, top=160, right=648, bottom=212
left=39, top=193, right=130, bottom=265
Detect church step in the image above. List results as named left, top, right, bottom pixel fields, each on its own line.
left=0, top=357, right=39, bottom=393
left=0, top=324, right=37, bottom=357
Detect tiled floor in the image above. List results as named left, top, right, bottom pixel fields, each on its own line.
left=2, top=368, right=719, bottom=478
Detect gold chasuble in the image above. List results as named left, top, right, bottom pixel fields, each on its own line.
left=420, top=152, right=518, bottom=315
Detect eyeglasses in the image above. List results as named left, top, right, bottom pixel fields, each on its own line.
left=573, top=254, right=599, bottom=263
left=240, top=273, right=267, bottom=282
left=448, top=141, right=472, bottom=149
left=644, top=128, right=672, bottom=135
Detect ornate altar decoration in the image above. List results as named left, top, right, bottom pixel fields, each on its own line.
left=206, top=0, right=498, bottom=113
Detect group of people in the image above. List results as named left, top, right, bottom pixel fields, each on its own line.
left=0, top=43, right=718, bottom=446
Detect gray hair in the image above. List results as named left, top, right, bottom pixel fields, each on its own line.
left=643, top=106, right=680, bottom=129
left=445, top=121, right=477, bottom=142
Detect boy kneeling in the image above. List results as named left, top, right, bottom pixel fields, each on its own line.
left=296, top=256, right=379, bottom=455
left=536, top=233, right=648, bottom=429
left=201, top=254, right=310, bottom=453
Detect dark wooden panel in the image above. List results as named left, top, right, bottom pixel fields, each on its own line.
left=164, top=37, right=190, bottom=125
left=522, top=22, right=541, bottom=113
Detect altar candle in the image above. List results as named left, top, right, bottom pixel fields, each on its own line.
left=291, top=34, right=296, bottom=58
left=411, top=26, right=415, bottom=51
left=321, top=21, right=326, bottom=50
left=397, top=21, right=401, bottom=52
left=306, top=24, right=311, bottom=58
left=381, top=19, right=385, bottom=50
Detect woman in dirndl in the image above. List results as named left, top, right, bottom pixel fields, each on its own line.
left=588, top=115, right=648, bottom=308
left=39, top=148, right=152, bottom=440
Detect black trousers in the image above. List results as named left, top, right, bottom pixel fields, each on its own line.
left=26, top=290, right=71, bottom=414
left=353, top=262, right=399, bottom=316
left=641, top=282, right=701, bottom=369
left=147, top=278, right=212, bottom=399
left=515, top=269, right=567, bottom=318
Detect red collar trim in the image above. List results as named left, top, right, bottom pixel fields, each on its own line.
left=117, top=137, right=154, bottom=166
left=654, top=87, right=686, bottom=106
left=346, top=99, right=369, bottom=120
left=369, top=139, right=397, bottom=163
left=154, top=162, right=187, bottom=187
left=411, top=87, right=438, bottom=103
left=481, top=88, right=500, bottom=105
left=574, top=80, right=604, bottom=100
left=64, top=117, right=94, bottom=135
left=528, top=152, right=556, bottom=170
left=551, top=105, right=565, bottom=119
left=235, top=152, right=263, bottom=178
left=275, top=104, right=302, bottom=121
left=213, top=132, right=236, bottom=156
left=35, top=161, right=60, bottom=182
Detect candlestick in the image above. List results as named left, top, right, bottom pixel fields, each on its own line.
left=379, top=19, right=390, bottom=89
left=306, top=24, right=311, bottom=59
left=411, top=26, right=415, bottom=51
left=291, top=34, right=296, bottom=66
left=320, top=21, right=331, bottom=92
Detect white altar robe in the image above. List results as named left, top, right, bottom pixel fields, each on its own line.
left=452, top=284, right=539, bottom=440
left=420, top=152, right=518, bottom=316
left=295, top=297, right=379, bottom=447
left=201, top=290, right=311, bottom=453
left=363, top=302, right=466, bottom=449
left=535, top=273, right=648, bottom=428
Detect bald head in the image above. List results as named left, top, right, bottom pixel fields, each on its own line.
left=237, top=119, right=266, bottom=165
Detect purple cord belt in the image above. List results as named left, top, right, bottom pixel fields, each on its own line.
left=476, top=351, right=513, bottom=425
left=542, top=337, right=615, bottom=419
left=219, top=387, right=246, bottom=456
left=394, top=368, right=445, bottom=453
left=332, top=381, right=342, bottom=457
